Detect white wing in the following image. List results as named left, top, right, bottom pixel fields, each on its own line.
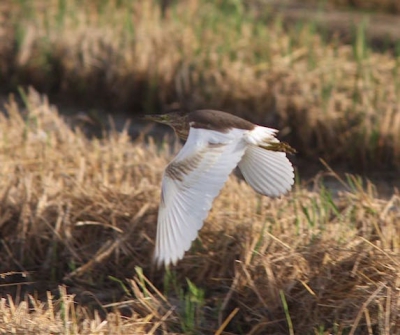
left=155, top=127, right=248, bottom=266
left=238, top=145, right=294, bottom=197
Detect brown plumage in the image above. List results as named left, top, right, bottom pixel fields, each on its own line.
left=143, top=109, right=295, bottom=153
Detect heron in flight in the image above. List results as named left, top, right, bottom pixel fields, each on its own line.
left=144, top=110, right=295, bottom=267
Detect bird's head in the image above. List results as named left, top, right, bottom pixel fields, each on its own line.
left=142, top=112, right=175, bottom=125
left=142, top=110, right=189, bottom=140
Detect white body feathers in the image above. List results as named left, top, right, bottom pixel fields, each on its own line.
left=154, top=125, right=294, bottom=266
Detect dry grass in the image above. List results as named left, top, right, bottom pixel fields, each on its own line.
left=0, top=89, right=399, bottom=334
left=1, top=0, right=400, bottom=170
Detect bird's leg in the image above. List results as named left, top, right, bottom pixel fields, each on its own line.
left=260, top=141, right=297, bottom=154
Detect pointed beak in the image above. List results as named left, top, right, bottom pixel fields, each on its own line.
left=140, top=114, right=169, bottom=125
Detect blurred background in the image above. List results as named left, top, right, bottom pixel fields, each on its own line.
left=1, top=0, right=400, bottom=179
left=0, top=1, right=400, bottom=334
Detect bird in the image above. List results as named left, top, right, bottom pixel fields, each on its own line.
left=143, top=109, right=295, bottom=267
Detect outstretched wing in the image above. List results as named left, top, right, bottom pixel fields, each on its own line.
left=239, top=126, right=294, bottom=197
left=155, top=127, right=247, bottom=266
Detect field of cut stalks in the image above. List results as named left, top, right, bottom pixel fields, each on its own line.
left=0, top=0, right=400, bottom=334
left=0, top=88, right=398, bottom=334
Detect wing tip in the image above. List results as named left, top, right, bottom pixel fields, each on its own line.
left=239, top=145, right=295, bottom=198
left=268, top=165, right=295, bottom=197
left=153, top=253, right=178, bottom=269
left=153, top=243, right=188, bottom=268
